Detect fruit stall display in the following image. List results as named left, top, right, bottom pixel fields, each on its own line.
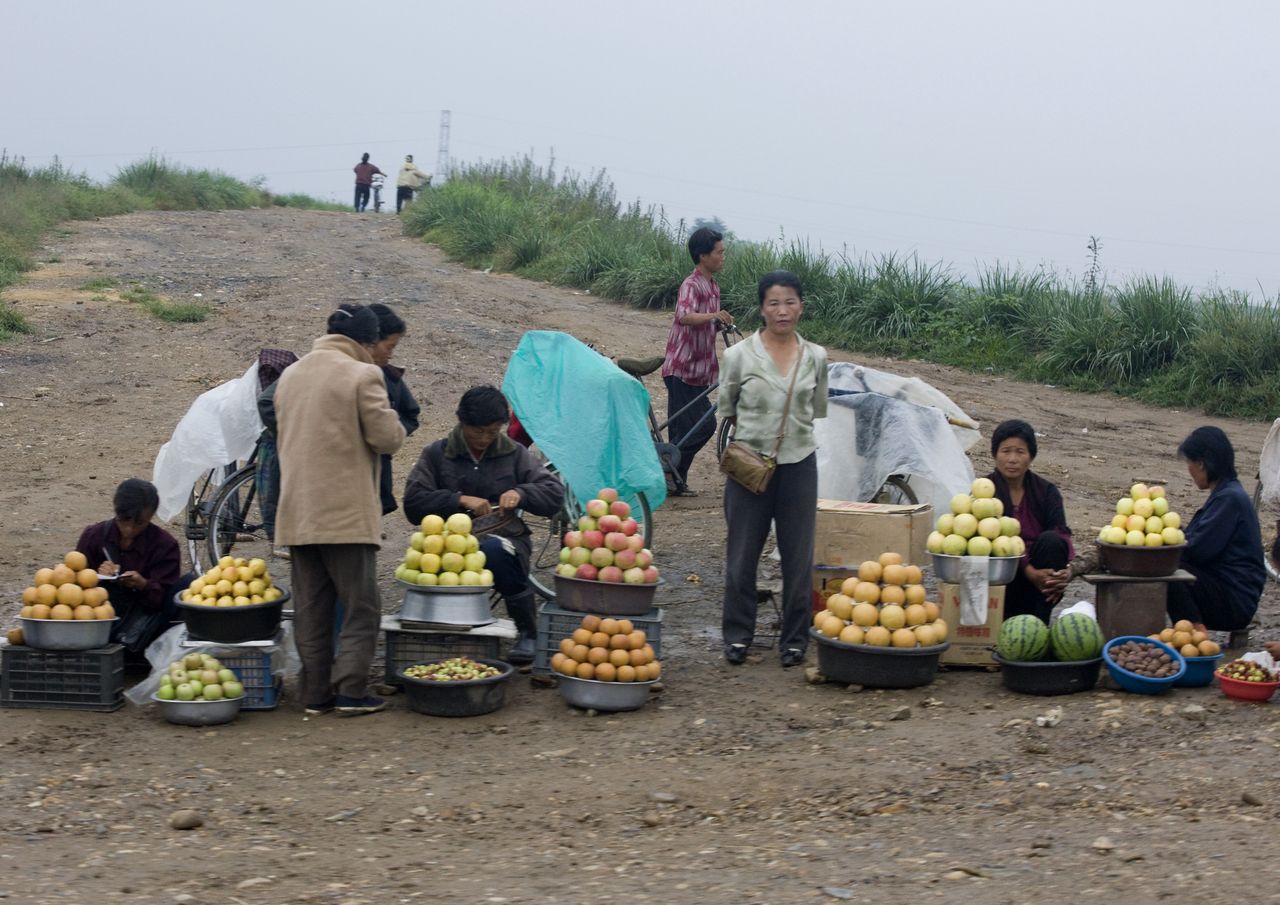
left=549, top=614, right=662, bottom=682
left=395, top=513, right=495, bottom=588
left=925, top=478, right=1025, bottom=559
left=555, top=488, right=659, bottom=585
left=1215, top=658, right=1280, bottom=702
left=179, top=555, right=285, bottom=607
left=18, top=551, right=117, bottom=629
left=1096, top=483, right=1185, bottom=548
left=155, top=653, right=246, bottom=702
left=992, top=612, right=1106, bottom=695
left=1145, top=621, right=1221, bottom=659
left=811, top=552, right=949, bottom=649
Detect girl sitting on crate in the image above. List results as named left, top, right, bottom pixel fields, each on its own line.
left=402, top=385, right=565, bottom=665
left=76, top=478, right=189, bottom=658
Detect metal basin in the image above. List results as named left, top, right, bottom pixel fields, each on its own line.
left=557, top=674, right=656, bottom=711
left=1097, top=542, right=1184, bottom=578
left=930, top=553, right=1021, bottom=586
left=553, top=574, right=662, bottom=616
left=20, top=617, right=117, bottom=651
left=396, top=581, right=494, bottom=626
left=151, top=693, right=243, bottom=726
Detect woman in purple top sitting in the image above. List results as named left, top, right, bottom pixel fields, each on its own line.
left=987, top=420, right=1073, bottom=623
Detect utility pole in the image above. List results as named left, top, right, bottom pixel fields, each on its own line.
left=436, top=110, right=451, bottom=183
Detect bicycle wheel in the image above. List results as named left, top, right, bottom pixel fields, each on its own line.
left=184, top=465, right=237, bottom=573
left=715, top=418, right=734, bottom=459
left=872, top=475, right=918, bottom=505
left=206, top=466, right=273, bottom=568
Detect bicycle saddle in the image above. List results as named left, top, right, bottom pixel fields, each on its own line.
left=616, top=355, right=666, bottom=378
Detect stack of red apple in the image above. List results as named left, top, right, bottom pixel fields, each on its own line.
left=555, top=488, right=660, bottom=584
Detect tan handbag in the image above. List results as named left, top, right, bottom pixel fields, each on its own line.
left=720, top=350, right=802, bottom=494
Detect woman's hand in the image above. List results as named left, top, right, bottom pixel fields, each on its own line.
left=1026, top=565, right=1071, bottom=604
left=459, top=495, right=491, bottom=517
left=499, top=489, right=522, bottom=512
left=119, top=570, right=147, bottom=592
left=714, top=309, right=735, bottom=325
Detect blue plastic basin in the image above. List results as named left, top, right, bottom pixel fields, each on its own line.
left=1173, top=652, right=1225, bottom=688
left=1103, top=635, right=1186, bottom=694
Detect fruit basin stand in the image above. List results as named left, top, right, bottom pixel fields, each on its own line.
left=1081, top=570, right=1195, bottom=689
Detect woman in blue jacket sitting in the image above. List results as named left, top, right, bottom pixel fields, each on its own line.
left=1167, top=426, right=1265, bottom=630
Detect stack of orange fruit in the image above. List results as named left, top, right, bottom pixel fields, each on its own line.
left=19, top=552, right=116, bottom=621
left=551, top=614, right=661, bottom=682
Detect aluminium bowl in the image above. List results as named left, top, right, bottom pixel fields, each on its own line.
left=19, top=617, right=117, bottom=651
left=151, top=692, right=243, bottom=726
left=556, top=674, right=656, bottom=711
left=929, top=552, right=1021, bottom=586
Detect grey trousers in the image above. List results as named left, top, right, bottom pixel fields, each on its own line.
left=722, top=454, right=817, bottom=653
left=290, top=543, right=382, bottom=704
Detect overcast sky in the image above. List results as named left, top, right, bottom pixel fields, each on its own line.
left=9, top=1, right=1280, bottom=295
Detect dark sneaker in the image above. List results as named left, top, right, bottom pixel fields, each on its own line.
left=335, top=695, right=387, bottom=716
left=724, top=643, right=748, bottom=665
left=304, top=697, right=336, bottom=716
left=780, top=648, right=805, bottom=668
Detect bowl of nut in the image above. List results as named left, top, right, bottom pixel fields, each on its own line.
left=1103, top=635, right=1186, bottom=694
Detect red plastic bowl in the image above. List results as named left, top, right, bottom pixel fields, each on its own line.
left=1216, top=671, right=1280, bottom=702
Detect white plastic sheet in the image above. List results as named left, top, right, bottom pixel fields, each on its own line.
left=152, top=363, right=264, bottom=521
left=815, top=362, right=979, bottom=516
left=1258, top=417, right=1280, bottom=506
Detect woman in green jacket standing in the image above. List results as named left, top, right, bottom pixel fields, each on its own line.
left=718, top=271, right=828, bottom=668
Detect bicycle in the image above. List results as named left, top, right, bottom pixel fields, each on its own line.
left=183, top=441, right=273, bottom=575
left=371, top=174, right=386, bottom=213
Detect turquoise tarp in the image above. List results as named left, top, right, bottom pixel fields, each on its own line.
left=502, top=331, right=667, bottom=511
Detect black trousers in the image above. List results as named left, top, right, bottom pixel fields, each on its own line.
left=396, top=186, right=414, bottom=213
left=1002, top=531, right=1070, bottom=623
left=354, top=183, right=371, bottom=212
left=1167, top=564, right=1257, bottom=630
left=663, top=375, right=716, bottom=484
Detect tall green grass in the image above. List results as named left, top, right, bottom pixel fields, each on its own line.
left=0, top=153, right=339, bottom=338
left=404, top=155, right=1280, bottom=419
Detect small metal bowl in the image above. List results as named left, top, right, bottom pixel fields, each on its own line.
left=930, top=553, right=1021, bottom=586
left=151, top=693, right=243, bottom=726
left=557, top=674, right=656, bottom=711
left=20, top=617, right=117, bottom=651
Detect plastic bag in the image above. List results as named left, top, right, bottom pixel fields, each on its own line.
left=152, top=362, right=265, bottom=521
left=815, top=362, right=977, bottom=516
left=124, top=620, right=298, bottom=707
left=502, top=331, right=667, bottom=510
left=1258, top=417, right=1280, bottom=506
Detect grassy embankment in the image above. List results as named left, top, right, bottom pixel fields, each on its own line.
left=402, top=156, right=1280, bottom=419
left=0, top=154, right=344, bottom=335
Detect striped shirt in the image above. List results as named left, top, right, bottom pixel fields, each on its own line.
left=661, top=269, right=721, bottom=386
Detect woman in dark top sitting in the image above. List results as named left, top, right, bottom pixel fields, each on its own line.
left=987, top=420, right=1074, bottom=623
left=1167, top=426, right=1265, bottom=631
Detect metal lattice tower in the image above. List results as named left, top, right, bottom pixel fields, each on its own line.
left=436, top=110, right=451, bottom=181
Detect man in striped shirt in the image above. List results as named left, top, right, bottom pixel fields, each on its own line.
left=661, top=227, right=733, bottom=494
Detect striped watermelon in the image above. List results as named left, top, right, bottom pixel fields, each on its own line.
left=997, top=614, right=1050, bottom=661
left=1050, top=613, right=1105, bottom=661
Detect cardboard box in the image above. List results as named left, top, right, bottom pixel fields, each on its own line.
left=937, top=581, right=1006, bottom=666
left=814, top=499, right=934, bottom=568
left=811, top=566, right=857, bottom=614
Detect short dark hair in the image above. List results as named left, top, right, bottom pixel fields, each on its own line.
left=687, top=227, right=723, bottom=266
left=1178, top=425, right=1237, bottom=482
left=456, top=385, right=510, bottom=427
left=361, top=152, right=370, bottom=163
left=327, top=304, right=379, bottom=344
left=991, top=419, right=1038, bottom=460
left=369, top=303, right=406, bottom=339
left=756, top=270, right=804, bottom=306
left=114, top=478, right=159, bottom=521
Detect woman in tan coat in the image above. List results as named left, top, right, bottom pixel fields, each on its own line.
left=275, top=304, right=406, bottom=715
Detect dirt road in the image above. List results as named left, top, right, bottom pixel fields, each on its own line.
left=1, top=209, right=1277, bottom=904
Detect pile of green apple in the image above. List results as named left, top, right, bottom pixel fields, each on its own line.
left=925, top=477, right=1025, bottom=558
left=1097, top=483, right=1184, bottom=547
left=157, top=653, right=245, bottom=701
left=395, top=512, right=495, bottom=587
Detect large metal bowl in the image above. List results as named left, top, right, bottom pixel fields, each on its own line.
left=151, top=693, right=243, bottom=726
left=20, top=617, right=117, bottom=651
left=1097, top=542, right=1184, bottom=578
left=553, top=574, right=663, bottom=616
left=396, top=581, right=493, bottom=626
left=557, top=674, right=656, bottom=711
left=930, top=553, right=1021, bottom=586
left=398, top=658, right=514, bottom=716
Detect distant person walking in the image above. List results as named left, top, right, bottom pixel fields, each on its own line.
left=661, top=226, right=733, bottom=494
left=396, top=155, right=432, bottom=214
left=353, top=153, right=385, bottom=213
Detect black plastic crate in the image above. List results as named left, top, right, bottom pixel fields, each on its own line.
left=1, top=644, right=124, bottom=712
left=534, top=602, right=663, bottom=674
left=383, top=629, right=503, bottom=686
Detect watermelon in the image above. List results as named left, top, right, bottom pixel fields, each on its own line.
left=997, top=614, right=1050, bottom=661
left=1050, top=612, right=1105, bottom=661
